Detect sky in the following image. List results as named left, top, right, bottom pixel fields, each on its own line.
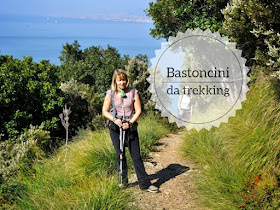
left=0, top=0, right=153, bottom=19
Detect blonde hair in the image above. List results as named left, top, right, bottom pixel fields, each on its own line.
left=111, top=69, right=130, bottom=92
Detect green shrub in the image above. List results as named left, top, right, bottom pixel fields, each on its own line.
left=0, top=56, right=64, bottom=140
left=0, top=124, right=49, bottom=181
left=221, top=0, right=280, bottom=73
left=91, top=115, right=107, bottom=131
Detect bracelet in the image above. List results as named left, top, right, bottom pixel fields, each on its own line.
left=128, top=122, right=133, bottom=127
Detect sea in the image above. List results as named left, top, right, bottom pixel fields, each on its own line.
left=0, top=14, right=164, bottom=66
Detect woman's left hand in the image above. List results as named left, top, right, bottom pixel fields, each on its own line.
left=122, top=122, right=129, bottom=130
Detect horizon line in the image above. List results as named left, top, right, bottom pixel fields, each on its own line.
left=0, top=13, right=153, bottom=23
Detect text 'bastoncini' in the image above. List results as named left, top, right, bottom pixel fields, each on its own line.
left=167, top=67, right=230, bottom=78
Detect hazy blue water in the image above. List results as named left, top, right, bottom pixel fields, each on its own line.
left=0, top=15, right=163, bottom=65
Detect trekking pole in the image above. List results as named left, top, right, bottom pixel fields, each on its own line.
left=119, top=125, right=125, bottom=185
left=119, top=97, right=126, bottom=185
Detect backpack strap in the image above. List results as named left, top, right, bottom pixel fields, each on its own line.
left=130, top=88, right=136, bottom=119
left=132, top=88, right=136, bottom=102
left=109, top=89, right=116, bottom=119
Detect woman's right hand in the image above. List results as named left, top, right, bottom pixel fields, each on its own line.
left=114, top=119, right=123, bottom=127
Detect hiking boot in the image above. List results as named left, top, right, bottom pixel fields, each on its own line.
left=147, top=185, right=159, bottom=193
left=118, top=176, right=128, bottom=189
left=118, top=183, right=126, bottom=188
left=118, top=182, right=129, bottom=189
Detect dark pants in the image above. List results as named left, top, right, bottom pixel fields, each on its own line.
left=109, top=127, right=151, bottom=188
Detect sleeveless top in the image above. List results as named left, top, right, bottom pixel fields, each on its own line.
left=180, top=95, right=191, bottom=110
left=106, top=88, right=138, bottom=118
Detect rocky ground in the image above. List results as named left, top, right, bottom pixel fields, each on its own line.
left=127, top=131, right=204, bottom=210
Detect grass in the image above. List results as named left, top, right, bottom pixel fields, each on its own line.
left=2, top=112, right=176, bottom=209
left=138, top=113, right=173, bottom=160
left=15, top=130, right=130, bottom=209
left=182, top=76, right=280, bottom=209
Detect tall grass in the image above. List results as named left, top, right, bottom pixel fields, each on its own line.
left=138, top=113, right=172, bottom=159
left=16, top=130, right=130, bottom=209
left=183, top=77, right=280, bottom=209
left=6, top=112, right=176, bottom=209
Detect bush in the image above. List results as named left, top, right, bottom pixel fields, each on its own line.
left=0, top=56, right=64, bottom=140
left=0, top=124, right=49, bottom=181
left=221, top=0, right=280, bottom=74
left=91, top=115, right=107, bottom=131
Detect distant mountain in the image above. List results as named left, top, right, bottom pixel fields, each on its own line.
left=0, top=13, right=152, bottom=23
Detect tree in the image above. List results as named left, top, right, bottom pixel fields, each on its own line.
left=125, top=55, right=151, bottom=108
left=59, top=41, right=129, bottom=93
left=59, top=40, right=83, bottom=63
left=145, top=0, right=229, bottom=39
left=0, top=56, right=64, bottom=140
left=221, top=0, right=280, bottom=74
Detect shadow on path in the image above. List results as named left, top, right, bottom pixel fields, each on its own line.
left=149, top=163, right=190, bottom=188
left=129, top=163, right=189, bottom=187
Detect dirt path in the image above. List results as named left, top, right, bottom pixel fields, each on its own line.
left=128, top=131, right=203, bottom=210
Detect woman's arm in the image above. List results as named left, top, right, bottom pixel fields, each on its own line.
left=190, top=98, right=193, bottom=117
left=102, top=93, right=123, bottom=127
left=102, top=93, right=114, bottom=121
left=177, top=95, right=182, bottom=111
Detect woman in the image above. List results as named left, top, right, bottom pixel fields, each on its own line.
left=178, top=86, right=193, bottom=122
left=102, top=69, right=158, bottom=193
